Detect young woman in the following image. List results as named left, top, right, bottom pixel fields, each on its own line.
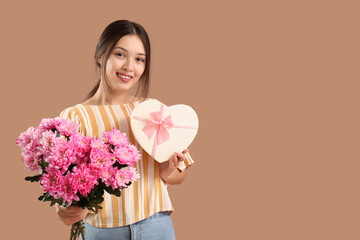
left=55, top=20, right=194, bottom=240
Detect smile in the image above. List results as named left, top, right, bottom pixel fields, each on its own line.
left=116, top=73, right=133, bottom=82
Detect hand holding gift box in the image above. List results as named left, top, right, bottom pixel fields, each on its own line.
left=130, top=99, right=199, bottom=163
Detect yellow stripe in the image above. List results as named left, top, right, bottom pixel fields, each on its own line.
left=108, top=106, right=120, bottom=130
left=130, top=102, right=148, bottom=219
left=59, top=108, right=70, bottom=119
left=98, top=106, right=117, bottom=226
left=92, top=213, right=96, bottom=226
left=153, top=160, right=160, bottom=212
left=73, top=107, right=88, bottom=135
left=111, top=195, right=119, bottom=226
left=157, top=163, right=164, bottom=211
left=98, top=106, right=112, bottom=132
left=121, top=105, right=135, bottom=143
left=122, top=103, right=140, bottom=222
left=85, top=106, right=104, bottom=226
left=83, top=106, right=98, bottom=137
left=142, top=151, right=150, bottom=219
left=116, top=106, right=128, bottom=226
left=121, top=190, right=127, bottom=226
left=108, top=105, right=120, bottom=226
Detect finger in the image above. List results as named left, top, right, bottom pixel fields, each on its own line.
left=57, top=210, right=79, bottom=218
left=58, top=213, right=88, bottom=225
left=62, top=216, right=84, bottom=226
left=172, top=154, right=178, bottom=167
left=57, top=205, right=79, bottom=214
left=182, top=149, right=189, bottom=154
left=57, top=205, right=67, bottom=212
left=80, top=211, right=89, bottom=219
left=55, top=203, right=60, bottom=212
left=175, top=152, right=185, bottom=162
left=57, top=207, right=87, bottom=218
left=63, top=205, right=84, bottom=213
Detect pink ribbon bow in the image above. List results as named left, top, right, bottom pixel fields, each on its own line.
left=143, top=105, right=173, bottom=146
left=132, top=104, right=197, bottom=158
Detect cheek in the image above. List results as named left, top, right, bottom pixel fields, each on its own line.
left=137, top=66, right=146, bottom=77
left=105, top=62, right=114, bottom=75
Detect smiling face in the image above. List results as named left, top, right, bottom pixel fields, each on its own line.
left=102, top=34, right=146, bottom=95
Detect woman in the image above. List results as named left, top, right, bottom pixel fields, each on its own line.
left=56, top=20, right=194, bottom=240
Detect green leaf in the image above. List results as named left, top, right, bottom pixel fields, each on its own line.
left=88, top=195, right=104, bottom=209
left=104, top=186, right=121, bottom=197
left=49, top=198, right=64, bottom=206
left=38, top=192, right=51, bottom=202
left=109, top=144, right=115, bottom=153
left=39, top=160, right=49, bottom=173
left=38, top=192, right=64, bottom=207
left=25, top=174, right=42, bottom=182
left=113, top=161, right=128, bottom=169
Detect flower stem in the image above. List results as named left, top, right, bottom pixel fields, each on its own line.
left=70, top=220, right=85, bottom=240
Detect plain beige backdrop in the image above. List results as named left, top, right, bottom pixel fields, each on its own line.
left=1, top=0, right=359, bottom=239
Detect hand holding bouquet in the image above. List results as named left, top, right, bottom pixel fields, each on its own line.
left=16, top=117, right=141, bottom=240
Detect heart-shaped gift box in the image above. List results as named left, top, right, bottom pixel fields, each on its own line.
left=130, top=99, right=199, bottom=163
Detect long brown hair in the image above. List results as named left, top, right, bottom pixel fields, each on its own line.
left=87, top=20, right=151, bottom=100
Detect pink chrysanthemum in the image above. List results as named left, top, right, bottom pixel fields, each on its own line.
left=100, top=167, right=117, bottom=188
left=70, top=133, right=91, bottom=159
left=89, top=148, right=115, bottom=172
left=38, top=117, right=64, bottom=131
left=16, top=126, right=36, bottom=150
left=90, top=137, right=108, bottom=152
left=88, top=163, right=102, bottom=179
left=16, top=127, right=43, bottom=153
left=57, top=172, right=79, bottom=206
left=112, top=168, right=128, bottom=189
left=114, top=144, right=141, bottom=167
left=37, top=130, right=56, bottom=158
left=47, top=137, right=77, bottom=173
left=121, top=167, right=140, bottom=183
left=105, top=167, right=139, bottom=190
left=22, top=151, right=42, bottom=172
left=56, top=119, right=79, bottom=137
left=40, top=167, right=64, bottom=196
left=105, top=168, right=127, bottom=190
left=71, top=164, right=98, bottom=197
left=103, top=127, right=129, bottom=147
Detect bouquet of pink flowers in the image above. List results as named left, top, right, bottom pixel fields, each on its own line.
left=16, top=117, right=141, bottom=240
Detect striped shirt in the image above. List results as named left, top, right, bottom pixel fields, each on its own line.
left=59, top=98, right=194, bottom=228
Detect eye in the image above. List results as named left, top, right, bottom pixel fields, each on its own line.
left=136, top=57, right=145, bottom=63
left=115, top=53, right=125, bottom=57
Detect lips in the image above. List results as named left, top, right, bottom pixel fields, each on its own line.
left=116, top=72, right=133, bottom=82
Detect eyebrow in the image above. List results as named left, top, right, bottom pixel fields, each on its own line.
left=114, top=46, right=146, bottom=56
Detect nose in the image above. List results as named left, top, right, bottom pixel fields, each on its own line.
left=122, top=59, right=134, bottom=72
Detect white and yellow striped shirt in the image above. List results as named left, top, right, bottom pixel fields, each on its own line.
left=59, top=98, right=194, bottom=228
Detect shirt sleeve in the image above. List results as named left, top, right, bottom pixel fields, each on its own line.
left=177, top=151, right=195, bottom=171
left=59, top=107, right=84, bottom=135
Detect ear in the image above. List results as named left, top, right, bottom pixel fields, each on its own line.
left=98, top=57, right=103, bottom=65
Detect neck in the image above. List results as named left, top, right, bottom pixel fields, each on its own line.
left=85, top=81, right=136, bottom=105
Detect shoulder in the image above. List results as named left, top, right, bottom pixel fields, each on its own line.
left=59, top=105, right=81, bottom=122
left=58, top=105, right=86, bottom=134
left=142, top=97, right=160, bottom=102
left=135, top=97, right=158, bottom=105
left=59, top=106, right=74, bottom=118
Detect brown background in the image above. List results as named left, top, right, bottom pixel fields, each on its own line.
left=1, top=0, right=359, bottom=239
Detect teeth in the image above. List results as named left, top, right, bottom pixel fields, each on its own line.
left=117, top=73, right=131, bottom=79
